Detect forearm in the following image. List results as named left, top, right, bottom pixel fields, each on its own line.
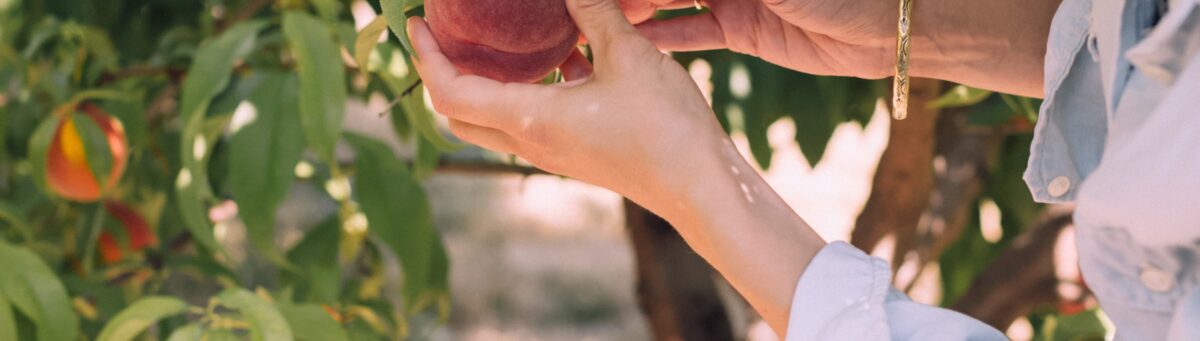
left=908, top=0, right=1062, bottom=97
left=629, top=137, right=827, bottom=337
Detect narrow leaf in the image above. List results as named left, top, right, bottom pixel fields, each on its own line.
left=176, top=20, right=268, bottom=256
left=355, top=16, right=390, bottom=76
left=216, top=289, right=293, bottom=341
left=96, top=296, right=190, bottom=341
left=165, top=322, right=204, bottom=341
left=380, top=0, right=416, bottom=59
left=381, top=75, right=462, bottom=151
left=72, top=113, right=114, bottom=192
left=412, top=133, right=439, bottom=180
left=284, top=218, right=341, bottom=303
left=276, top=302, right=350, bottom=341
left=228, top=73, right=305, bottom=268
left=28, top=115, right=61, bottom=195
left=283, top=12, right=347, bottom=161
left=0, top=293, right=17, bottom=341
left=310, top=0, right=340, bottom=20
left=928, top=85, right=992, bottom=109
left=345, top=133, right=439, bottom=307
left=0, top=241, right=78, bottom=341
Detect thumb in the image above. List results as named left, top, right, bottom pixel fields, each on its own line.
left=566, top=0, right=639, bottom=55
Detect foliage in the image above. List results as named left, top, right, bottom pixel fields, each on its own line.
left=0, top=0, right=1094, bottom=340
left=0, top=0, right=447, bottom=338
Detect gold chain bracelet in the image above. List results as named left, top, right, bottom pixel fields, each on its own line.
left=892, top=0, right=913, bottom=120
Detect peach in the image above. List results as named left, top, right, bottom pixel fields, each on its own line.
left=46, top=104, right=128, bottom=202
left=425, top=0, right=580, bottom=83
left=97, top=201, right=156, bottom=264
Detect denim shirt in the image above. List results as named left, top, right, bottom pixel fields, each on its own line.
left=785, top=0, right=1200, bottom=339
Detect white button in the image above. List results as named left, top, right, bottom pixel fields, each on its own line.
left=1048, top=176, right=1071, bottom=197
left=1140, top=266, right=1174, bottom=293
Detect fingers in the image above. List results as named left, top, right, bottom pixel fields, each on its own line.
left=559, top=48, right=594, bottom=82
left=406, top=17, right=461, bottom=86
left=448, top=119, right=521, bottom=155
left=635, top=12, right=726, bottom=51
left=408, top=17, right=548, bottom=131
left=566, top=0, right=640, bottom=56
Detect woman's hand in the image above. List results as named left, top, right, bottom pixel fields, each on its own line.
left=636, top=0, right=894, bottom=78
left=412, top=0, right=828, bottom=336
left=408, top=0, right=728, bottom=214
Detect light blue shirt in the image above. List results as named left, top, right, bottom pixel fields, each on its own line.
left=785, top=0, right=1200, bottom=339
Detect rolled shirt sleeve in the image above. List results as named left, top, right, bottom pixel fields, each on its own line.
left=785, top=242, right=1006, bottom=341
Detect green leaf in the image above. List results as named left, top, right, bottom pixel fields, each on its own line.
left=0, top=293, right=17, bottom=341
left=345, top=133, right=439, bottom=308
left=0, top=240, right=78, bottom=341
left=412, top=132, right=439, bottom=180
left=929, top=85, right=993, bottom=109
left=966, top=95, right=1014, bottom=126
left=740, top=60, right=783, bottom=169
left=356, top=16, right=390, bottom=76
left=216, top=289, right=293, bottom=341
left=177, top=20, right=268, bottom=256
left=228, top=72, right=305, bottom=268
left=310, top=0, right=341, bottom=21
left=178, top=21, right=268, bottom=122
left=96, top=296, right=190, bottom=341
left=796, top=76, right=844, bottom=168
left=791, top=76, right=845, bottom=167
left=283, top=11, right=347, bottom=161
left=165, top=322, right=205, bottom=341
left=28, top=114, right=61, bottom=195
left=284, top=218, right=341, bottom=303
left=102, top=98, right=147, bottom=149
left=0, top=199, right=32, bottom=241
left=381, top=0, right=416, bottom=60
left=72, top=112, right=115, bottom=192
left=276, top=302, right=350, bottom=341
left=380, top=74, right=463, bottom=151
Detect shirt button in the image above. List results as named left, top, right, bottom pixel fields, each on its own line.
left=1140, top=266, right=1174, bottom=293
left=1048, top=176, right=1071, bottom=197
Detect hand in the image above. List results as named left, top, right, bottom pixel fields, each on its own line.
left=635, top=0, right=894, bottom=78
left=408, top=0, right=728, bottom=213
left=413, top=0, right=829, bottom=336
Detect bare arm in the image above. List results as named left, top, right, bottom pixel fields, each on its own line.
left=910, top=0, right=1062, bottom=96
left=634, top=0, right=1062, bottom=97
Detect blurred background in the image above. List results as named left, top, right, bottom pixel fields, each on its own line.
left=0, top=0, right=1108, bottom=340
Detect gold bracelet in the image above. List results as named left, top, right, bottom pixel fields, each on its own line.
left=892, top=0, right=913, bottom=120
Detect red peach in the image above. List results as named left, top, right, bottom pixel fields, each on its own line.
left=46, top=104, right=129, bottom=202
left=425, top=0, right=581, bottom=83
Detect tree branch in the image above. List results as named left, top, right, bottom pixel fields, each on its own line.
left=951, top=205, right=1074, bottom=329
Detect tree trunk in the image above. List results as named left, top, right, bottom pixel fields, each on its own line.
left=851, top=78, right=943, bottom=265
left=625, top=200, right=735, bottom=341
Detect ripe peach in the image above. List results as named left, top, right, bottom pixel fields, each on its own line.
left=425, top=0, right=580, bottom=83
left=46, top=104, right=128, bottom=202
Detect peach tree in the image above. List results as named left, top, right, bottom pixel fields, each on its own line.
left=0, top=0, right=1105, bottom=340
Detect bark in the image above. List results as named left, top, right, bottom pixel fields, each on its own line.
left=625, top=200, right=734, bottom=341
left=908, top=112, right=1005, bottom=287
left=851, top=78, right=943, bottom=262
left=952, top=205, right=1074, bottom=329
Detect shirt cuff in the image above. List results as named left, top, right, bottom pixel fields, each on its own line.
left=786, top=241, right=892, bottom=341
